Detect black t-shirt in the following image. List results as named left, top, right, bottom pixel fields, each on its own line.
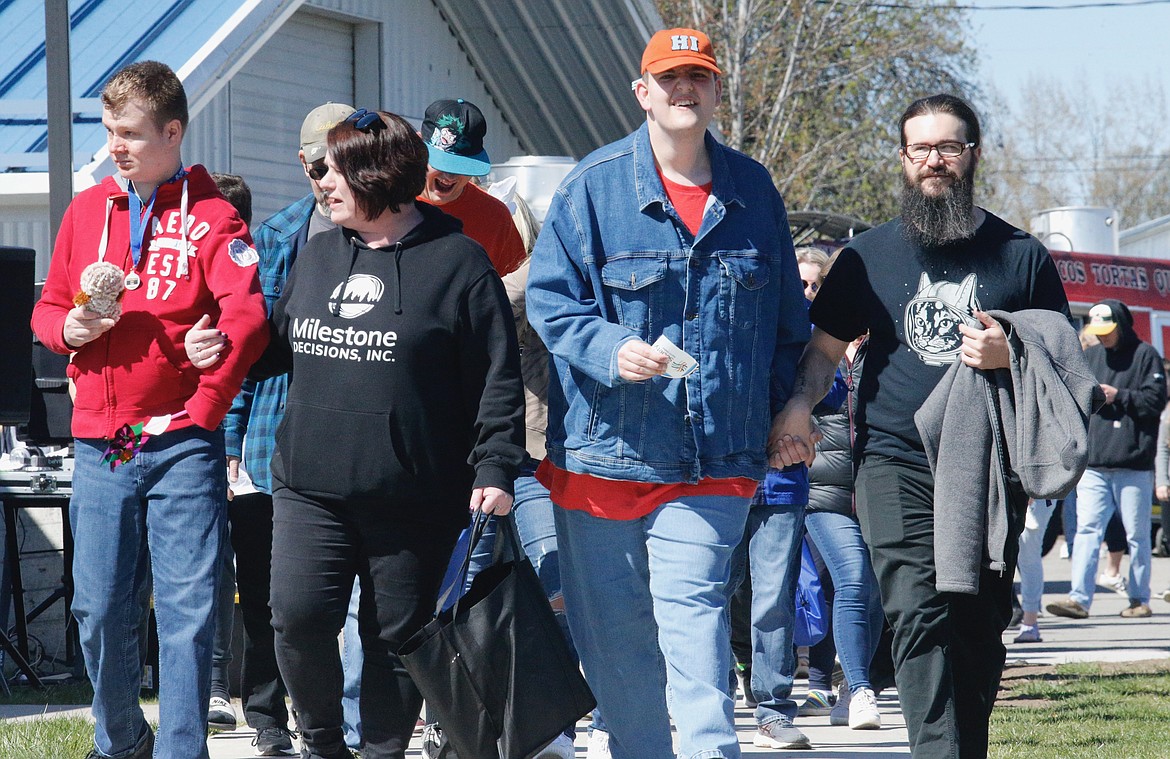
left=810, top=211, right=1070, bottom=465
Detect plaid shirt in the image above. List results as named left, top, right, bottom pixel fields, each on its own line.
left=223, top=194, right=316, bottom=493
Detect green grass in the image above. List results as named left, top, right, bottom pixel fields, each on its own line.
left=0, top=680, right=94, bottom=705
left=5, top=662, right=1170, bottom=757
left=0, top=715, right=96, bottom=758
left=990, top=660, right=1170, bottom=758
left=0, top=683, right=160, bottom=758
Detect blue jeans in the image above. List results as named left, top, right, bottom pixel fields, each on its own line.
left=341, top=578, right=362, bottom=750
left=513, top=463, right=565, bottom=619
left=556, top=495, right=749, bottom=759
left=804, top=510, right=883, bottom=692
left=72, top=427, right=226, bottom=759
left=1070, top=468, right=1154, bottom=607
left=1017, top=499, right=1059, bottom=613
left=729, top=501, right=804, bottom=726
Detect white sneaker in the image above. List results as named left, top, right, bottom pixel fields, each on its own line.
left=533, top=733, right=576, bottom=759
left=1098, top=573, right=1127, bottom=594
left=848, top=687, right=882, bottom=730
left=829, top=680, right=851, bottom=726
left=586, top=729, right=611, bottom=759
left=207, top=695, right=237, bottom=729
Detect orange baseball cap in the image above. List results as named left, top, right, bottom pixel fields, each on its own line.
left=641, top=28, right=721, bottom=76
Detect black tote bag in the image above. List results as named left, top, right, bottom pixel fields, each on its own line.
left=398, top=512, right=596, bottom=759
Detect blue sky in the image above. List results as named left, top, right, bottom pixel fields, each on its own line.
left=971, top=0, right=1170, bottom=107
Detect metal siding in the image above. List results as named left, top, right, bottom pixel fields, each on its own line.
left=393, top=0, right=526, bottom=161
left=0, top=216, right=53, bottom=279
left=432, top=0, right=648, bottom=158
left=229, top=9, right=356, bottom=223
left=183, top=85, right=233, bottom=177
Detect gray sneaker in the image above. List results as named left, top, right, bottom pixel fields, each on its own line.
left=753, top=716, right=812, bottom=749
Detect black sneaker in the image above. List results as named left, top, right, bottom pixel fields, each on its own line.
left=736, top=663, right=758, bottom=708
left=208, top=695, right=238, bottom=729
left=86, top=728, right=154, bottom=759
left=253, top=726, right=297, bottom=756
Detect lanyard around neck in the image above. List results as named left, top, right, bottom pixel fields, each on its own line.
left=126, top=187, right=158, bottom=268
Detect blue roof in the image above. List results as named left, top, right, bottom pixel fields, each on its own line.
left=0, top=0, right=250, bottom=171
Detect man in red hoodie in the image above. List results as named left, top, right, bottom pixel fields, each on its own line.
left=31, top=61, right=268, bottom=759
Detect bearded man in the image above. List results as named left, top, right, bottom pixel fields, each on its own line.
left=769, top=94, right=1069, bottom=758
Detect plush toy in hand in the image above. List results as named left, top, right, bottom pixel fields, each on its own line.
left=73, top=261, right=126, bottom=320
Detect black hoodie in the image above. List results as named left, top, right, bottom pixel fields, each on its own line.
left=1084, top=299, right=1166, bottom=470
left=258, top=202, right=525, bottom=526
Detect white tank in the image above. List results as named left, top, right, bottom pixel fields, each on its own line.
left=488, top=156, right=577, bottom=223
left=1030, top=206, right=1120, bottom=255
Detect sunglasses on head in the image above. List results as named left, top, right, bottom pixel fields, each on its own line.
left=307, top=160, right=328, bottom=181
left=347, top=108, right=385, bottom=133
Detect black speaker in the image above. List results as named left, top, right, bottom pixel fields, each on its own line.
left=0, top=247, right=35, bottom=425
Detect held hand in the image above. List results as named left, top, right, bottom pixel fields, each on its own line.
left=958, top=310, right=1010, bottom=370
left=1099, top=383, right=1119, bottom=405
left=63, top=306, right=116, bottom=349
left=185, top=314, right=228, bottom=369
left=1157, top=485, right=1169, bottom=502
left=617, top=340, right=670, bottom=382
left=226, top=455, right=240, bottom=501
left=767, top=404, right=821, bottom=468
left=470, top=486, right=514, bottom=516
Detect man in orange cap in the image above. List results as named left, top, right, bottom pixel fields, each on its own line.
left=527, top=27, right=809, bottom=759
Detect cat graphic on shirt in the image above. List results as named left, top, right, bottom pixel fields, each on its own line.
left=904, top=272, right=981, bottom=367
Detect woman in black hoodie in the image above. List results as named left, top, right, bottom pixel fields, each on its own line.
left=256, top=109, right=525, bottom=759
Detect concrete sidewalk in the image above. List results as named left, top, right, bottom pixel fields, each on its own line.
left=5, top=543, right=1169, bottom=758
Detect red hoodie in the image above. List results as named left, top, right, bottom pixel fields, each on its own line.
left=31, top=165, right=269, bottom=438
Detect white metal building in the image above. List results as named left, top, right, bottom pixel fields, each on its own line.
left=0, top=0, right=661, bottom=674
left=1120, top=213, right=1170, bottom=261
left=1, top=0, right=661, bottom=277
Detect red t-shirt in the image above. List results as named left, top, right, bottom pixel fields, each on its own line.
left=420, top=182, right=526, bottom=275
left=659, top=171, right=712, bottom=236
left=536, top=449, right=757, bottom=521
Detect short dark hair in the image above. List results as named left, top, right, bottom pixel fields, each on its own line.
left=211, top=173, right=252, bottom=227
left=327, top=110, right=427, bottom=218
left=101, top=61, right=188, bottom=133
left=899, top=94, right=980, bottom=147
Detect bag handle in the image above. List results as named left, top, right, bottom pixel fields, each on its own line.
left=434, top=510, right=495, bottom=617
left=489, top=510, right=525, bottom=566
left=436, top=511, right=526, bottom=618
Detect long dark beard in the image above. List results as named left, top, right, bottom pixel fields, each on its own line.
left=900, top=163, right=977, bottom=248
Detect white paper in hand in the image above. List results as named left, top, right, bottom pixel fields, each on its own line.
left=652, top=335, right=698, bottom=379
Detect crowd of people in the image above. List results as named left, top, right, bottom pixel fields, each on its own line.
left=28, top=22, right=1167, bottom=759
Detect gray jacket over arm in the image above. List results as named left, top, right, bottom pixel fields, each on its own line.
left=915, top=309, right=1102, bottom=594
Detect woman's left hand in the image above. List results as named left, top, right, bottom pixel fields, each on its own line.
left=471, top=486, right=513, bottom=516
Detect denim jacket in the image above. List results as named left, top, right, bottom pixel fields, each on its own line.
left=526, top=124, right=809, bottom=483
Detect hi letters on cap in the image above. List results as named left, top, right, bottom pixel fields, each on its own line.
left=672, top=34, right=700, bottom=51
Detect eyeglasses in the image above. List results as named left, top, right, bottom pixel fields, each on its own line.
left=307, top=160, right=328, bottom=181
left=347, top=108, right=385, bottom=133
left=902, top=142, right=977, bottom=161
